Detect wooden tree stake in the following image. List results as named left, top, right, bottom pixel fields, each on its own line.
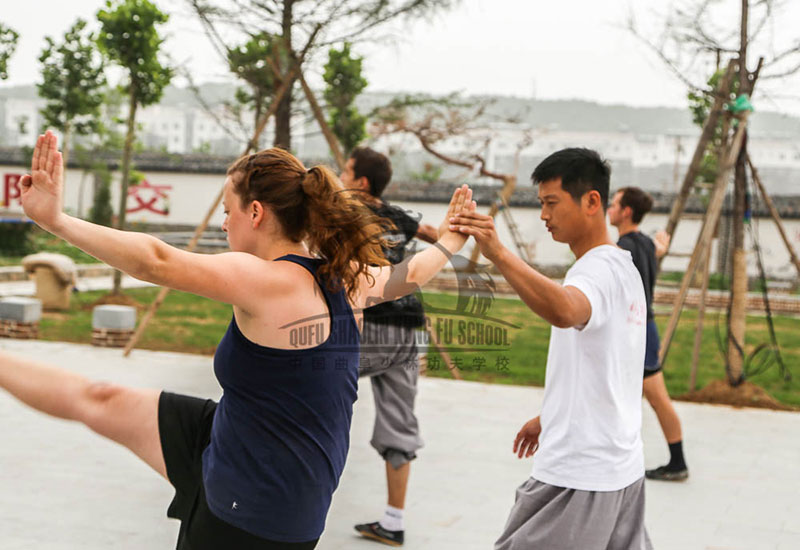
left=747, top=156, right=800, bottom=278
left=658, top=59, right=737, bottom=270
left=689, top=240, right=713, bottom=391
left=659, top=112, right=750, bottom=366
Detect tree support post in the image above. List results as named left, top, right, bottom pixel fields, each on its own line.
left=658, top=59, right=737, bottom=271
left=747, top=156, right=800, bottom=278
left=659, top=112, right=749, bottom=367
left=689, top=239, right=713, bottom=391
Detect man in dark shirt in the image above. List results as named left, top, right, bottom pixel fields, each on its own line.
left=340, top=147, right=438, bottom=545
left=608, top=186, right=689, bottom=481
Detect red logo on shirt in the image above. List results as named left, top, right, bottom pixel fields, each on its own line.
left=627, top=302, right=646, bottom=326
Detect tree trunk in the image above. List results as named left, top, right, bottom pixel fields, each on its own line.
left=727, top=0, right=750, bottom=383
left=298, top=70, right=345, bottom=170
left=112, top=87, right=138, bottom=295
left=254, top=90, right=263, bottom=149
left=728, top=134, right=748, bottom=383
left=274, top=0, right=294, bottom=150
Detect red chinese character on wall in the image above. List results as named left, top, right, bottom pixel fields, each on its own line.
left=127, top=179, right=172, bottom=216
left=3, top=174, right=22, bottom=207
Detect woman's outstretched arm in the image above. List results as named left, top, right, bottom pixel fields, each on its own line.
left=20, top=131, right=286, bottom=309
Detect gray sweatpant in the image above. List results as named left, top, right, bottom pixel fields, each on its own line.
left=358, top=321, right=424, bottom=469
left=495, top=477, right=654, bottom=550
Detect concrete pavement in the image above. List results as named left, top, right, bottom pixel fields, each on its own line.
left=0, top=339, right=798, bottom=549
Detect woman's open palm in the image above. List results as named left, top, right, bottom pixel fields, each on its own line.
left=20, top=131, right=64, bottom=230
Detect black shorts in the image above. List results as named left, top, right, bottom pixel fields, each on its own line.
left=158, top=392, right=319, bottom=550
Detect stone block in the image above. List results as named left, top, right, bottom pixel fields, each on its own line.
left=0, top=297, right=43, bottom=323
left=0, top=320, right=39, bottom=339
left=92, top=305, right=137, bottom=331
left=91, top=328, right=134, bottom=348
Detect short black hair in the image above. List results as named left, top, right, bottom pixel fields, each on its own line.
left=350, top=147, right=392, bottom=198
left=531, top=148, right=611, bottom=209
left=617, top=186, right=654, bottom=224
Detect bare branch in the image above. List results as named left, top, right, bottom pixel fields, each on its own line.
left=625, top=12, right=708, bottom=92
left=184, top=73, right=253, bottom=144
left=762, top=42, right=800, bottom=67
left=761, top=58, right=800, bottom=80
left=187, top=0, right=235, bottom=64
left=748, top=0, right=773, bottom=43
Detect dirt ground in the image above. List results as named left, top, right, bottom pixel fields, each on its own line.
left=677, top=378, right=798, bottom=411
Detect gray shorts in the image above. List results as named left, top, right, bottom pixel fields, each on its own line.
left=495, top=477, right=653, bottom=550
left=359, top=321, right=424, bottom=469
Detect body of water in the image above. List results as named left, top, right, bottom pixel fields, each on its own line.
left=394, top=201, right=800, bottom=279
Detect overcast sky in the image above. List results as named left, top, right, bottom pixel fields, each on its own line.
left=3, top=0, right=800, bottom=115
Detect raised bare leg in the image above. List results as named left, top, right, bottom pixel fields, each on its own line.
left=0, top=350, right=166, bottom=478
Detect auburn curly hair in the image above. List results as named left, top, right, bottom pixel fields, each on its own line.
left=227, top=148, right=391, bottom=300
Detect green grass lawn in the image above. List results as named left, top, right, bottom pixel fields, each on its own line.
left=33, top=287, right=800, bottom=407
left=39, top=287, right=230, bottom=355
left=0, top=228, right=99, bottom=266
left=421, top=293, right=800, bottom=408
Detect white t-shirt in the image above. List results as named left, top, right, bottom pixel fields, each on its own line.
left=530, top=244, right=647, bottom=492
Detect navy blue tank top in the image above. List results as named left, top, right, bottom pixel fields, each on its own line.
left=202, top=254, right=360, bottom=542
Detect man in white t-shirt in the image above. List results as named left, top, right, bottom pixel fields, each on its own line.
left=450, top=148, right=653, bottom=549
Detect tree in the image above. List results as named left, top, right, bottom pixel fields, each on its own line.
left=190, top=0, right=456, bottom=150
left=372, top=94, right=535, bottom=266
left=38, top=19, right=107, bottom=188
left=89, top=163, right=115, bottom=227
left=629, top=0, right=800, bottom=385
left=0, top=22, right=19, bottom=80
left=323, top=42, right=368, bottom=153
left=227, top=32, right=281, bottom=148
left=97, top=0, right=173, bottom=294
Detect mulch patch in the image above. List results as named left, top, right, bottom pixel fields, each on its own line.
left=676, top=379, right=798, bottom=412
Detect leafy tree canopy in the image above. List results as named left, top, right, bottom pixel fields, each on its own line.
left=38, top=19, right=107, bottom=136
left=0, top=22, right=19, bottom=80
left=97, top=0, right=173, bottom=106
left=323, top=43, right=368, bottom=152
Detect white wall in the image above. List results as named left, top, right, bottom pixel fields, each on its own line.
left=1, top=164, right=227, bottom=226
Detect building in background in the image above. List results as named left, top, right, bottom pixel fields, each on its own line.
left=1, top=84, right=799, bottom=194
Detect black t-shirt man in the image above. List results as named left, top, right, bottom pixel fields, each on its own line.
left=363, top=201, right=427, bottom=328
left=617, top=231, right=656, bottom=321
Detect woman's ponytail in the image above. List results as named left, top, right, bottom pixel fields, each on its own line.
left=227, top=148, right=391, bottom=300
left=301, top=165, right=390, bottom=299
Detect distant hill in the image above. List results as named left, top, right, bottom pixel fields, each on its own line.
left=4, top=83, right=798, bottom=138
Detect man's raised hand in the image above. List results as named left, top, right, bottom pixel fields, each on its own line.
left=449, top=207, right=504, bottom=262
left=654, top=230, right=671, bottom=259
left=436, top=184, right=474, bottom=254
left=437, top=184, right=472, bottom=239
